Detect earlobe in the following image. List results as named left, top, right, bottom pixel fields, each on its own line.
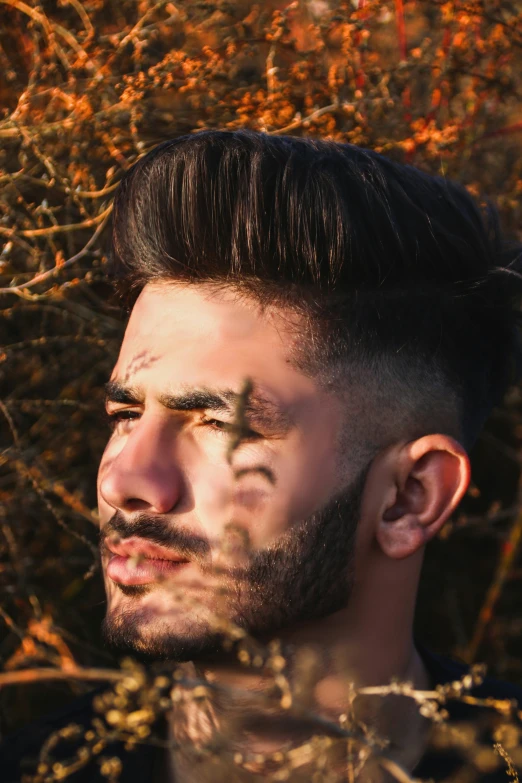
left=376, top=435, right=470, bottom=560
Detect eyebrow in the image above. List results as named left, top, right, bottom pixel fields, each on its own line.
left=104, top=380, right=294, bottom=434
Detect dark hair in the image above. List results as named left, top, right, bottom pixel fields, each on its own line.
left=110, top=129, right=522, bottom=450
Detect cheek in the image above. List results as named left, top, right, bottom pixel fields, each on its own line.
left=196, top=464, right=235, bottom=514
left=274, top=433, right=340, bottom=522
left=186, top=458, right=246, bottom=543
left=194, top=436, right=339, bottom=550
left=190, top=448, right=283, bottom=549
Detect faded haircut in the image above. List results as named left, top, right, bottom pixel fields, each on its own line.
left=110, top=129, right=522, bottom=451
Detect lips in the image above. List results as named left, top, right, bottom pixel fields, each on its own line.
left=105, top=536, right=189, bottom=563
left=104, top=536, right=190, bottom=586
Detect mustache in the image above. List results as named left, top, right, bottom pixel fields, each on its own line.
left=100, top=511, right=211, bottom=565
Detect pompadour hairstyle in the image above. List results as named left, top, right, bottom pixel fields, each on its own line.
left=110, top=129, right=522, bottom=451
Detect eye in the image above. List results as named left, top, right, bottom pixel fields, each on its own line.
left=203, top=418, right=233, bottom=436
left=202, top=418, right=260, bottom=440
left=105, top=410, right=140, bottom=431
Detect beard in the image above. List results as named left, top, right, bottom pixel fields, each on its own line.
left=100, top=463, right=370, bottom=664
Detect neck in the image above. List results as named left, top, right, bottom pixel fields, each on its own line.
left=163, top=554, right=432, bottom=782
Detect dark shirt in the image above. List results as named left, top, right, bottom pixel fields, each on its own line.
left=1, top=647, right=521, bottom=782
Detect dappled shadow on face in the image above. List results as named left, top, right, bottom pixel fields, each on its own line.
left=100, top=465, right=369, bottom=664
left=120, top=349, right=160, bottom=387
left=100, top=511, right=212, bottom=570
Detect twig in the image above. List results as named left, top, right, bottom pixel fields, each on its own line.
left=0, top=0, right=96, bottom=70
left=0, top=666, right=123, bottom=689
left=3, top=335, right=109, bottom=353
left=0, top=206, right=111, bottom=294
left=394, top=0, right=407, bottom=61
left=494, top=742, right=520, bottom=783
left=62, top=0, right=95, bottom=41
left=0, top=117, right=76, bottom=139
left=116, top=0, right=170, bottom=53
left=268, top=103, right=339, bottom=135
left=226, top=378, right=255, bottom=464
left=0, top=201, right=112, bottom=239
left=475, top=121, right=522, bottom=142
left=465, top=506, right=522, bottom=663
left=0, top=172, right=121, bottom=198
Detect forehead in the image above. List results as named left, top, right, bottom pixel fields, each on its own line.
left=113, top=283, right=309, bottom=398
left=125, top=282, right=284, bottom=344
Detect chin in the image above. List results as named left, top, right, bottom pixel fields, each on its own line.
left=102, top=583, right=233, bottom=664
left=101, top=615, right=225, bottom=664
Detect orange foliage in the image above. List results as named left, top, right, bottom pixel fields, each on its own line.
left=0, top=0, right=522, bottom=760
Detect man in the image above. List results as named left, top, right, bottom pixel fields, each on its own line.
left=2, top=130, right=522, bottom=781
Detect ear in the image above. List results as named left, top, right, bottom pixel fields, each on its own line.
left=376, top=435, right=470, bottom=560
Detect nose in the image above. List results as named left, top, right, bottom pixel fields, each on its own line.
left=98, top=416, right=183, bottom=515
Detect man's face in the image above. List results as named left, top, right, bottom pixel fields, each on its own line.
left=97, top=283, right=367, bottom=662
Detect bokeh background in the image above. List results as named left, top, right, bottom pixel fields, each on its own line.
left=1, top=0, right=522, bottom=738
